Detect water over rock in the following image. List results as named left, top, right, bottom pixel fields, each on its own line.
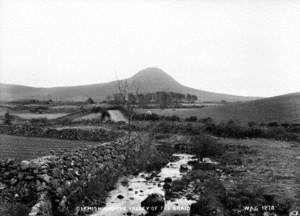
left=141, top=193, right=165, bottom=214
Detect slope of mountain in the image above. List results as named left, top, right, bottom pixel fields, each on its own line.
left=0, top=67, right=259, bottom=102
left=142, top=92, right=300, bottom=123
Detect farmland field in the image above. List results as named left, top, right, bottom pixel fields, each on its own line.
left=136, top=93, right=300, bottom=123
left=0, top=112, right=69, bottom=119
left=73, top=113, right=102, bottom=121
left=0, top=134, right=100, bottom=162
left=135, top=108, right=201, bottom=118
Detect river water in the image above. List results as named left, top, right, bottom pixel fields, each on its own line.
left=90, top=153, right=197, bottom=216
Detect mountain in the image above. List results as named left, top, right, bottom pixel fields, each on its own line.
left=146, top=92, right=300, bottom=123
left=0, top=67, right=259, bottom=102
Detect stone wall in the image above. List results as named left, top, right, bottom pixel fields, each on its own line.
left=0, top=125, right=123, bottom=142
left=0, top=133, right=167, bottom=216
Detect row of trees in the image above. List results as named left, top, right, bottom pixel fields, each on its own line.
left=108, top=91, right=198, bottom=108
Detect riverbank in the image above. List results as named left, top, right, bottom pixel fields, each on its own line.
left=163, top=137, right=300, bottom=216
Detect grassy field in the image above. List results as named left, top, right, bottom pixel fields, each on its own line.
left=136, top=93, right=300, bottom=123
left=219, top=138, right=300, bottom=204
left=0, top=112, right=69, bottom=120
left=0, top=134, right=100, bottom=162
left=73, top=113, right=102, bottom=121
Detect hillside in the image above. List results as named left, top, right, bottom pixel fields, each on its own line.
left=0, top=67, right=258, bottom=102
left=140, top=92, right=300, bottom=123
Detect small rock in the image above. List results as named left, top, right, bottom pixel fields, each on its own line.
left=37, top=174, right=51, bottom=184
left=164, top=177, right=172, bottom=183
left=0, top=182, right=7, bottom=190
left=20, top=160, right=30, bottom=170
left=29, top=161, right=39, bottom=170
left=180, top=164, right=189, bottom=172
left=6, top=158, right=15, bottom=165
left=25, top=175, right=35, bottom=181
left=59, top=196, right=68, bottom=212
left=10, top=178, right=18, bottom=186
left=117, top=194, right=124, bottom=199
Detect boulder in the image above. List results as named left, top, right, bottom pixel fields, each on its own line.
left=141, top=193, right=165, bottom=214
left=190, top=196, right=224, bottom=216
left=117, top=194, right=124, bottom=199
left=180, top=164, right=189, bottom=172
left=37, top=174, right=51, bottom=184
left=164, top=177, right=172, bottom=183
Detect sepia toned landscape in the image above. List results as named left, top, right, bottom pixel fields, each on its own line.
left=0, top=67, right=299, bottom=216
left=1, top=0, right=300, bottom=216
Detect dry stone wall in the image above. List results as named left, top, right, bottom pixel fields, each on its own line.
left=0, top=134, right=154, bottom=216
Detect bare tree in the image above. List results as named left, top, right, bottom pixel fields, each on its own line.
left=115, top=74, right=128, bottom=105
left=115, top=76, right=141, bottom=170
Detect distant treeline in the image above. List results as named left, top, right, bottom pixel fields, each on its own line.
left=106, top=91, right=198, bottom=108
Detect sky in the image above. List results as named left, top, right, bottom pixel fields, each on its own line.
left=0, top=0, right=300, bottom=97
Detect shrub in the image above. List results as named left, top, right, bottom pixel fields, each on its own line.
left=152, top=121, right=173, bottom=134
left=91, top=106, right=103, bottom=113
left=185, top=116, right=198, bottom=122
left=267, top=122, right=279, bottom=127
left=191, top=135, right=222, bottom=160
left=29, top=118, right=48, bottom=125
left=162, top=115, right=181, bottom=122
left=86, top=97, right=95, bottom=104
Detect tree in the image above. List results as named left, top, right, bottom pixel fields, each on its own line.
left=115, top=75, right=128, bottom=105
left=128, top=93, right=136, bottom=104
left=86, top=97, right=95, bottom=104
left=191, top=95, right=198, bottom=103
left=186, top=94, right=192, bottom=102
left=115, top=77, right=141, bottom=170
left=157, top=91, right=170, bottom=108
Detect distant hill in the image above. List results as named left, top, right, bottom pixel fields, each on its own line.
left=0, top=67, right=259, bottom=102
left=141, top=92, right=300, bottom=123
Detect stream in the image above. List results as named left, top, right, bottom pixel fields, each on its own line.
left=90, top=153, right=197, bottom=216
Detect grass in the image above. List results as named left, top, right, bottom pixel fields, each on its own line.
left=219, top=138, right=300, bottom=205
left=73, top=113, right=102, bottom=121
left=135, top=93, right=300, bottom=123
left=0, top=134, right=99, bottom=162
left=0, top=112, right=68, bottom=120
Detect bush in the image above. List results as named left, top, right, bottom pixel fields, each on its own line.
left=91, top=106, right=103, bottom=113
left=161, top=115, right=181, bottom=122
left=185, top=116, right=198, bottom=122
left=203, top=120, right=298, bottom=141
left=29, top=106, right=49, bottom=113
left=267, top=122, right=279, bottom=127
left=191, top=135, right=222, bottom=160
left=133, top=113, right=160, bottom=121
left=29, top=118, right=48, bottom=125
